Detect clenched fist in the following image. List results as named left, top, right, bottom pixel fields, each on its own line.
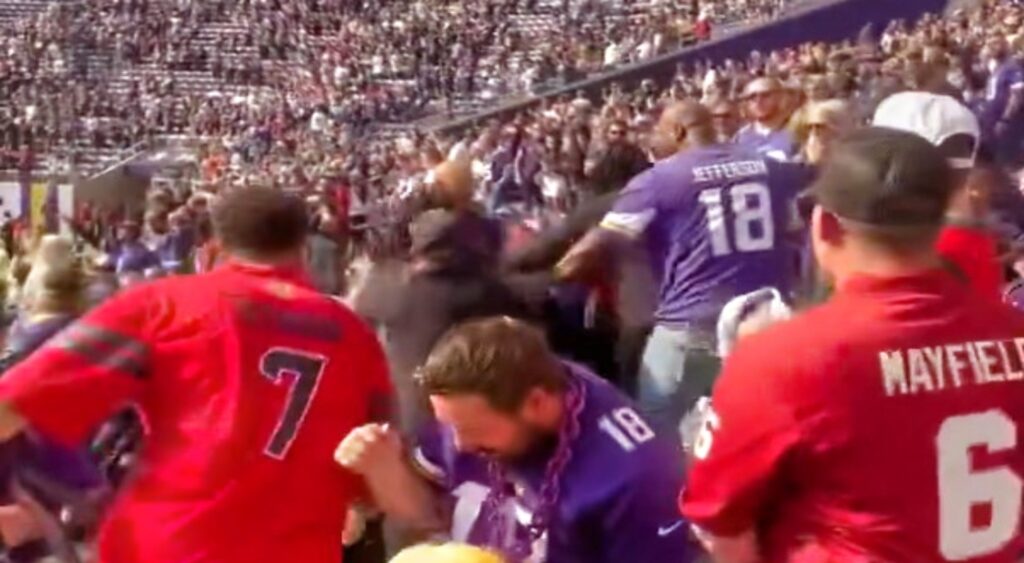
left=335, top=423, right=403, bottom=475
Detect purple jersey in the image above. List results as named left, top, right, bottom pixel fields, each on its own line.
left=984, top=59, right=1024, bottom=129
left=152, top=227, right=195, bottom=272
left=732, top=124, right=799, bottom=161
left=114, top=241, right=160, bottom=274
left=414, top=363, right=694, bottom=563
left=602, top=145, right=811, bottom=329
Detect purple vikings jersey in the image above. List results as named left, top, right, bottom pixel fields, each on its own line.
left=984, top=60, right=1024, bottom=129
left=602, top=145, right=810, bottom=330
left=732, top=124, right=799, bottom=161
left=413, top=363, right=694, bottom=563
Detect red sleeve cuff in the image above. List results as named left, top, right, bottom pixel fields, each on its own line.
left=3, top=388, right=93, bottom=446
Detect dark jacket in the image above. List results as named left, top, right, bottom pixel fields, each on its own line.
left=503, top=192, right=619, bottom=274
left=355, top=261, right=530, bottom=437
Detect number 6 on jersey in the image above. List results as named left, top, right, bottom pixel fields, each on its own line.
left=936, top=410, right=1022, bottom=560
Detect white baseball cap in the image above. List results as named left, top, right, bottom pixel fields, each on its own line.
left=872, top=91, right=980, bottom=169
left=716, top=287, right=792, bottom=358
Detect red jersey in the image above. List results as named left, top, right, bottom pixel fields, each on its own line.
left=0, top=261, right=392, bottom=563
left=936, top=225, right=1002, bottom=301
left=681, top=270, right=1024, bottom=562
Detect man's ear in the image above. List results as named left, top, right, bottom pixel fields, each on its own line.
left=814, top=206, right=845, bottom=246
left=521, top=386, right=551, bottom=419
left=675, top=125, right=689, bottom=145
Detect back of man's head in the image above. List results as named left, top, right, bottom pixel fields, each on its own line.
left=653, top=100, right=715, bottom=157
left=212, top=186, right=309, bottom=263
left=811, top=126, right=956, bottom=253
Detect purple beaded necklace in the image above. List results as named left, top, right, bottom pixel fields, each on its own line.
left=480, top=371, right=587, bottom=561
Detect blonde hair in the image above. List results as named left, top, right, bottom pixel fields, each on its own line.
left=389, top=544, right=506, bottom=563
left=432, top=159, right=475, bottom=209
left=21, top=235, right=83, bottom=315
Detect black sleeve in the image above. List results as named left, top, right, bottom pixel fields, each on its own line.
left=449, top=276, right=535, bottom=325
left=503, top=193, right=618, bottom=273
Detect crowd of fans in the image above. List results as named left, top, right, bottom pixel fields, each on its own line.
left=0, top=0, right=798, bottom=174
left=2, top=0, right=1024, bottom=561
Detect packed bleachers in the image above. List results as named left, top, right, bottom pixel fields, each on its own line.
left=5, top=1, right=1024, bottom=563
left=0, top=0, right=803, bottom=176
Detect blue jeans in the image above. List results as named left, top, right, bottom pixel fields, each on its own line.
left=637, top=325, right=722, bottom=439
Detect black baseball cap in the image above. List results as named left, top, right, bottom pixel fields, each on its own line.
left=806, top=126, right=956, bottom=228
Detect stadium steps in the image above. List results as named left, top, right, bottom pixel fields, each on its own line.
left=0, top=0, right=56, bottom=25
left=95, top=13, right=277, bottom=100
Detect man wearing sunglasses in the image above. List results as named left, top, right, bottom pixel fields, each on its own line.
left=733, top=78, right=799, bottom=162
left=681, top=127, right=1024, bottom=562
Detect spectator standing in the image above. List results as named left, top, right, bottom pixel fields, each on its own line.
left=0, top=187, right=393, bottom=563
left=709, top=98, right=741, bottom=145
left=110, top=221, right=160, bottom=278
left=873, top=91, right=1004, bottom=300
left=559, top=101, right=812, bottom=435
left=354, top=209, right=529, bottom=440
left=0, top=235, right=99, bottom=560
left=980, top=36, right=1024, bottom=165
left=801, top=99, right=855, bottom=165
left=681, top=127, right=1024, bottom=562
left=733, top=77, right=800, bottom=161
left=307, top=214, right=346, bottom=296
left=488, top=127, right=544, bottom=215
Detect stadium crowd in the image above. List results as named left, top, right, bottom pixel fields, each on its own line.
left=0, top=0, right=1023, bottom=562
left=0, top=0, right=794, bottom=173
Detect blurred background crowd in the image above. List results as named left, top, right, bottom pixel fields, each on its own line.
left=0, top=0, right=795, bottom=173
left=1, top=0, right=1024, bottom=560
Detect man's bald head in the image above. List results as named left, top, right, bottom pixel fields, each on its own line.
left=652, top=100, right=715, bottom=158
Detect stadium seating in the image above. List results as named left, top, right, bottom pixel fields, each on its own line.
left=0, top=0, right=805, bottom=175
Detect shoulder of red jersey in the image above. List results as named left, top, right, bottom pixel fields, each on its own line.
left=728, top=301, right=840, bottom=361
left=324, top=294, right=377, bottom=335
left=718, top=300, right=861, bottom=396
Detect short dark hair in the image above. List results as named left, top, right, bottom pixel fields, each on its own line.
left=587, top=141, right=651, bottom=194
left=416, top=317, right=567, bottom=413
left=212, top=186, right=309, bottom=259
left=811, top=126, right=956, bottom=249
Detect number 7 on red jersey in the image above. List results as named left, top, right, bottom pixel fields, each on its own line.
left=260, top=347, right=328, bottom=459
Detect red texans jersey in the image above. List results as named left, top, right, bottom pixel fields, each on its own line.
left=681, top=270, right=1024, bottom=562
left=0, top=261, right=392, bottom=563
